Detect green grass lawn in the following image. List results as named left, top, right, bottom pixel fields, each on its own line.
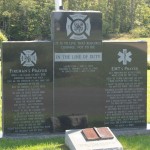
left=0, top=135, right=150, bottom=150
left=0, top=102, right=1, bottom=131
left=0, top=38, right=150, bottom=150
left=148, top=71, right=150, bottom=123
left=119, top=135, right=150, bottom=150
left=0, top=63, right=1, bottom=131
left=0, top=137, right=67, bottom=150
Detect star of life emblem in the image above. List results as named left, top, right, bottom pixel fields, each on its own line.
left=20, top=50, right=37, bottom=67
left=66, top=14, right=91, bottom=40
left=118, top=49, right=132, bottom=65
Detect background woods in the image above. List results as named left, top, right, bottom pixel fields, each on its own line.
left=0, top=0, right=54, bottom=40
left=0, top=0, right=150, bottom=40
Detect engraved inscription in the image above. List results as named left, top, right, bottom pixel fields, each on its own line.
left=105, top=66, right=145, bottom=128
left=7, top=68, right=50, bottom=133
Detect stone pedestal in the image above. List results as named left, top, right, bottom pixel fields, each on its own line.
left=65, top=127, right=123, bottom=150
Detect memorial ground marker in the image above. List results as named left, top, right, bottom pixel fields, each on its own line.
left=65, top=127, right=123, bottom=150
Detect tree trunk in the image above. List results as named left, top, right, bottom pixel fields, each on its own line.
left=130, top=0, right=135, bottom=30
left=112, top=0, right=117, bottom=33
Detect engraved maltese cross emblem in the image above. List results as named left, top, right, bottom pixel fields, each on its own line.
left=20, top=50, right=37, bottom=67
left=118, top=49, right=132, bottom=65
left=66, top=14, right=91, bottom=40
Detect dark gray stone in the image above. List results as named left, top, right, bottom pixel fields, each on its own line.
left=2, top=41, right=53, bottom=135
left=103, top=41, right=147, bottom=128
left=51, top=10, right=147, bottom=131
left=1, top=11, right=147, bottom=136
left=51, top=11, right=104, bottom=131
left=51, top=11, right=102, bottom=41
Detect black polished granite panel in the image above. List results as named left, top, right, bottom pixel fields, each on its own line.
left=2, top=11, right=147, bottom=135
left=51, top=11, right=102, bottom=42
left=52, top=11, right=104, bottom=131
left=2, top=41, right=53, bottom=135
left=103, top=41, right=147, bottom=128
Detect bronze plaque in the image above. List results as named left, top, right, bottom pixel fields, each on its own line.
left=95, top=127, right=114, bottom=139
left=82, top=128, right=99, bottom=141
left=82, top=127, right=114, bottom=141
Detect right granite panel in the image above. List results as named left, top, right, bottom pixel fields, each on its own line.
left=103, top=41, right=147, bottom=128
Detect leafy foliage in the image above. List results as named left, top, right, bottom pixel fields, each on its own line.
left=0, top=30, right=7, bottom=47
left=0, top=0, right=54, bottom=40
left=0, top=0, right=150, bottom=40
left=130, top=1, right=150, bottom=37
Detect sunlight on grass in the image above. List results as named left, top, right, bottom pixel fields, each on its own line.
left=119, top=135, right=150, bottom=150
left=147, top=71, right=150, bottom=123
left=0, top=100, right=1, bottom=131
left=0, top=138, right=68, bottom=150
left=0, top=62, right=1, bottom=131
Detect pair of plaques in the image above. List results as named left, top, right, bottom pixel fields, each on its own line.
left=82, top=127, right=114, bottom=141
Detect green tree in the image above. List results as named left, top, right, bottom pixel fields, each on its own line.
left=0, top=0, right=150, bottom=39
left=131, top=0, right=150, bottom=37
left=0, top=0, right=54, bottom=40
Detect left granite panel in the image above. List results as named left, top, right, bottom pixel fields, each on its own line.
left=2, top=41, right=53, bottom=135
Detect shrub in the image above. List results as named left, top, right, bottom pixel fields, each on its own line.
left=0, top=31, right=7, bottom=47
left=130, top=26, right=150, bottom=38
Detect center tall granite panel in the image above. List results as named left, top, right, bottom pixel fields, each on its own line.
left=51, top=11, right=104, bottom=131
left=2, top=41, right=53, bottom=135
